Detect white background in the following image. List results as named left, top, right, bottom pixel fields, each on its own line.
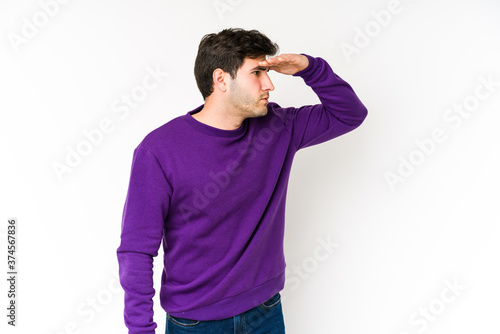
left=1, top=0, right=499, bottom=333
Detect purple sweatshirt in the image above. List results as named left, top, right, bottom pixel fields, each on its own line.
left=117, top=54, right=367, bottom=333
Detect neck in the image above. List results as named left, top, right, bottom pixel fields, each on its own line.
left=192, top=99, right=244, bottom=130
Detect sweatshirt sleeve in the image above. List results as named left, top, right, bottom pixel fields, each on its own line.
left=116, top=143, right=172, bottom=334
left=284, top=54, right=368, bottom=150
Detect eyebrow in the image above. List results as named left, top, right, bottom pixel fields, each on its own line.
left=249, top=66, right=269, bottom=72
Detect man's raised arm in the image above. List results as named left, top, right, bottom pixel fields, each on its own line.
left=262, top=53, right=368, bottom=150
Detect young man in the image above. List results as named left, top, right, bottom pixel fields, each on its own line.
left=117, top=28, right=367, bottom=333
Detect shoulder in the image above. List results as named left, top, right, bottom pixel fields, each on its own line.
left=137, top=113, right=189, bottom=153
left=264, top=101, right=296, bottom=126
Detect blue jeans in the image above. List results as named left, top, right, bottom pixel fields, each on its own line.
left=165, top=293, right=286, bottom=333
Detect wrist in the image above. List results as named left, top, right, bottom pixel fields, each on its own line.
left=293, top=54, right=313, bottom=77
left=298, top=54, right=309, bottom=72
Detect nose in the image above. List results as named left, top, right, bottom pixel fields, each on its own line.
left=262, top=72, right=275, bottom=92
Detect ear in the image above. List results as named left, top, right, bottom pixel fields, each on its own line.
left=212, top=68, right=229, bottom=93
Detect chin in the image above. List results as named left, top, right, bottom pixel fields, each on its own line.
left=246, top=106, right=268, bottom=118
left=254, top=111, right=267, bottom=118
left=247, top=108, right=267, bottom=118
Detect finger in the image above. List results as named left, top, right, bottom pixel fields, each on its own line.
left=258, top=56, right=285, bottom=66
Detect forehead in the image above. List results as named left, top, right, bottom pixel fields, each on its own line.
left=240, top=55, right=267, bottom=69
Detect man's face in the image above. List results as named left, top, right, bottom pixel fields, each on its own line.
left=227, top=55, right=275, bottom=118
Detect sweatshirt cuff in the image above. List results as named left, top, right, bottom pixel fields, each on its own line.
left=292, top=53, right=315, bottom=77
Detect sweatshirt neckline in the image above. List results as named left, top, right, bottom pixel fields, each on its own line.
left=184, top=105, right=248, bottom=138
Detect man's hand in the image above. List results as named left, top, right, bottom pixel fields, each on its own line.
left=258, top=54, right=309, bottom=76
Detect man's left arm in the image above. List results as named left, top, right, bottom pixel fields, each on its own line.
left=260, top=53, right=368, bottom=150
